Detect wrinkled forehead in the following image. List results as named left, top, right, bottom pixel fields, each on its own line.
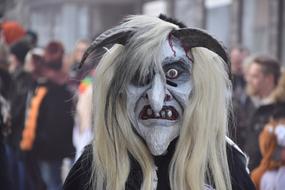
left=160, top=35, right=193, bottom=67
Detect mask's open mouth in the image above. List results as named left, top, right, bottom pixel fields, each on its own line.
left=139, top=105, right=179, bottom=120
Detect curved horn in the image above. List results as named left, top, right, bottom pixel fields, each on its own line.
left=79, top=26, right=135, bottom=68
left=171, top=28, right=230, bottom=72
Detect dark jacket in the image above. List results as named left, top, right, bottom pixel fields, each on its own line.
left=8, top=69, right=34, bottom=152
left=0, top=68, right=12, bottom=99
left=63, top=141, right=255, bottom=190
left=232, top=95, right=257, bottom=149
left=233, top=94, right=275, bottom=171
left=0, top=97, right=12, bottom=190
left=31, top=81, right=75, bottom=160
left=241, top=102, right=276, bottom=170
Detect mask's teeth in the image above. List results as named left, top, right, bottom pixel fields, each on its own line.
left=161, top=110, right=166, bottom=118
left=167, top=110, right=172, bottom=118
left=147, top=108, right=153, bottom=116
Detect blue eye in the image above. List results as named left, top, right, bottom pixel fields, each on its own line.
left=166, top=68, right=178, bottom=79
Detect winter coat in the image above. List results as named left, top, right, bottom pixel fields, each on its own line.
left=245, top=103, right=279, bottom=171
left=23, top=80, right=75, bottom=160
left=8, top=69, right=34, bottom=152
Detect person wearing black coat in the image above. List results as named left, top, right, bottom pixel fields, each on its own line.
left=20, top=41, right=75, bottom=190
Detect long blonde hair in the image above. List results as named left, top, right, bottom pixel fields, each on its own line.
left=91, top=15, right=232, bottom=190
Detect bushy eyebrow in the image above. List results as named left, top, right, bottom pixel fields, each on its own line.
left=162, top=57, right=192, bottom=71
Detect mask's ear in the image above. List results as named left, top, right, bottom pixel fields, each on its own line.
left=79, top=26, right=135, bottom=68
left=171, top=28, right=231, bottom=78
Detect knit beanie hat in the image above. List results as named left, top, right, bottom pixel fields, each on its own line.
left=1, top=21, right=26, bottom=45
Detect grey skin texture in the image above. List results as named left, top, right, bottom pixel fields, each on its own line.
left=126, top=37, right=193, bottom=155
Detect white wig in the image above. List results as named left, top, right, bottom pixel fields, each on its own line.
left=86, top=15, right=232, bottom=190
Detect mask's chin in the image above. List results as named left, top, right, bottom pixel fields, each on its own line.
left=137, top=122, right=179, bottom=156
left=147, top=136, right=176, bottom=156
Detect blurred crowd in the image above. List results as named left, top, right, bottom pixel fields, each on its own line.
left=0, top=20, right=94, bottom=190
left=231, top=46, right=285, bottom=190
left=0, top=19, right=284, bottom=190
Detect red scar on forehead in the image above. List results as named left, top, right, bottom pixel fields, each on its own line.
left=183, top=46, right=193, bottom=62
left=168, top=34, right=193, bottom=63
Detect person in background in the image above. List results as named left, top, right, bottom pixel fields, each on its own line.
left=67, top=39, right=90, bottom=91
left=73, top=70, right=94, bottom=160
left=0, top=18, right=11, bottom=189
left=6, top=40, right=33, bottom=190
left=1, top=21, right=26, bottom=46
left=0, top=41, right=12, bottom=190
left=0, top=41, right=11, bottom=134
left=20, top=41, right=75, bottom=190
left=231, top=46, right=250, bottom=144
left=21, top=47, right=47, bottom=190
left=24, top=48, right=45, bottom=80
left=0, top=91, right=11, bottom=190
left=249, top=70, right=285, bottom=189
left=68, top=40, right=94, bottom=161
left=235, top=55, right=281, bottom=170
left=25, top=30, right=38, bottom=48
left=0, top=41, right=11, bottom=99
left=230, top=45, right=250, bottom=101
left=251, top=103, right=285, bottom=190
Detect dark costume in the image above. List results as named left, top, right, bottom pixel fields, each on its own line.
left=63, top=142, right=255, bottom=190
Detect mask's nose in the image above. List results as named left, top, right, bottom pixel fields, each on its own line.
left=146, top=74, right=168, bottom=113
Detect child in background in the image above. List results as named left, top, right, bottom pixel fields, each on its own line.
left=251, top=103, right=285, bottom=190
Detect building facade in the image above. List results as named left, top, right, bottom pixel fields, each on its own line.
left=4, top=0, right=143, bottom=52
left=3, top=0, right=285, bottom=64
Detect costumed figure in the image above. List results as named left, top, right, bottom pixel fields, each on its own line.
left=63, top=15, right=255, bottom=190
